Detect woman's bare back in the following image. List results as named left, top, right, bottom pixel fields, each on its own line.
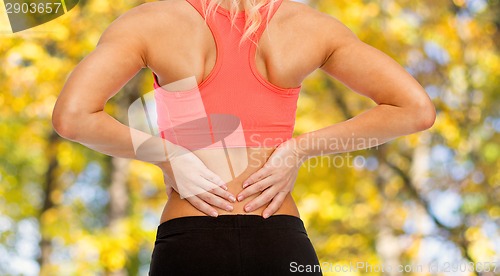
left=131, top=0, right=332, bottom=222
left=142, top=0, right=331, bottom=91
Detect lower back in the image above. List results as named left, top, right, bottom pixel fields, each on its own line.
left=160, top=147, right=300, bottom=223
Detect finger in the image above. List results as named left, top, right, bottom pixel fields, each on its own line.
left=163, top=174, right=176, bottom=191
left=243, top=185, right=278, bottom=213
left=262, top=191, right=288, bottom=219
left=242, top=165, right=272, bottom=189
left=201, top=169, right=227, bottom=190
left=209, top=185, right=236, bottom=203
left=186, top=196, right=219, bottom=217
left=166, top=185, right=173, bottom=197
left=237, top=176, right=275, bottom=202
left=197, top=191, right=234, bottom=212
left=179, top=177, right=220, bottom=199
left=166, top=181, right=180, bottom=198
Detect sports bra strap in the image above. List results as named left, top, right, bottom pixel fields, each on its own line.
left=185, top=0, right=284, bottom=43
left=252, top=0, right=284, bottom=42
left=185, top=0, right=206, bottom=19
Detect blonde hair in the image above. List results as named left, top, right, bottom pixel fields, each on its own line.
left=200, top=0, right=279, bottom=46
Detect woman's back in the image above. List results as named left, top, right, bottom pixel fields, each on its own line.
left=144, top=0, right=329, bottom=92
left=143, top=0, right=330, bottom=222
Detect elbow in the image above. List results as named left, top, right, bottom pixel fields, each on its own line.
left=52, top=107, right=80, bottom=141
left=411, top=100, right=436, bottom=132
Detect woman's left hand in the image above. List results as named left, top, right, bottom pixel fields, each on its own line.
left=236, top=138, right=307, bottom=219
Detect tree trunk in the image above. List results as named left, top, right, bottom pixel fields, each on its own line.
left=37, top=131, right=59, bottom=274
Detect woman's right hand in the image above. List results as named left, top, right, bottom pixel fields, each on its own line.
left=155, top=146, right=236, bottom=217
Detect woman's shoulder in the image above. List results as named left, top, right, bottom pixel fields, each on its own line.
left=99, top=0, right=200, bottom=42
left=277, top=0, right=351, bottom=36
left=128, top=0, right=197, bottom=17
left=112, top=0, right=344, bottom=34
left=275, top=0, right=356, bottom=51
left=110, top=0, right=198, bottom=30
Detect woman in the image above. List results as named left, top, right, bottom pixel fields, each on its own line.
left=52, top=0, right=436, bottom=274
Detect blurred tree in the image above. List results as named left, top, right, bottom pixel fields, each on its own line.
left=295, top=0, right=500, bottom=275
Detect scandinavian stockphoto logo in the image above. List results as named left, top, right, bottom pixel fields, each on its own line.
left=128, top=76, right=248, bottom=198
left=3, top=0, right=78, bottom=33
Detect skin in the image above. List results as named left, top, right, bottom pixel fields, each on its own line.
left=52, top=0, right=436, bottom=224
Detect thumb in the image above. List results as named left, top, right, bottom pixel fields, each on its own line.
left=165, top=183, right=173, bottom=197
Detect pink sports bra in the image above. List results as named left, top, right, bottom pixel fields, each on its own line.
left=153, top=0, right=301, bottom=150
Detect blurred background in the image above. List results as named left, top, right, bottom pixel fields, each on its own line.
left=1, top=0, right=499, bottom=275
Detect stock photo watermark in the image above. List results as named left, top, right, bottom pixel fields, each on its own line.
left=290, top=260, right=499, bottom=274
left=127, top=76, right=381, bottom=197
left=248, top=133, right=379, bottom=171
left=3, top=0, right=79, bottom=33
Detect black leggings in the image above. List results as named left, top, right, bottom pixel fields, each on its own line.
left=149, top=214, right=322, bottom=275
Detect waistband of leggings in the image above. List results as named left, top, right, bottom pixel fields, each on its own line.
left=156, top=214, right=306, bottom=237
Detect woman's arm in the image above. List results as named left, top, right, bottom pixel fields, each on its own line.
left=52, top=6, right=148, bottom=157
left=238, top=16, right=436, bottom=218
left=294, top=17, right=436, bottom=157
left=52, top=5, right=235, bottom=216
